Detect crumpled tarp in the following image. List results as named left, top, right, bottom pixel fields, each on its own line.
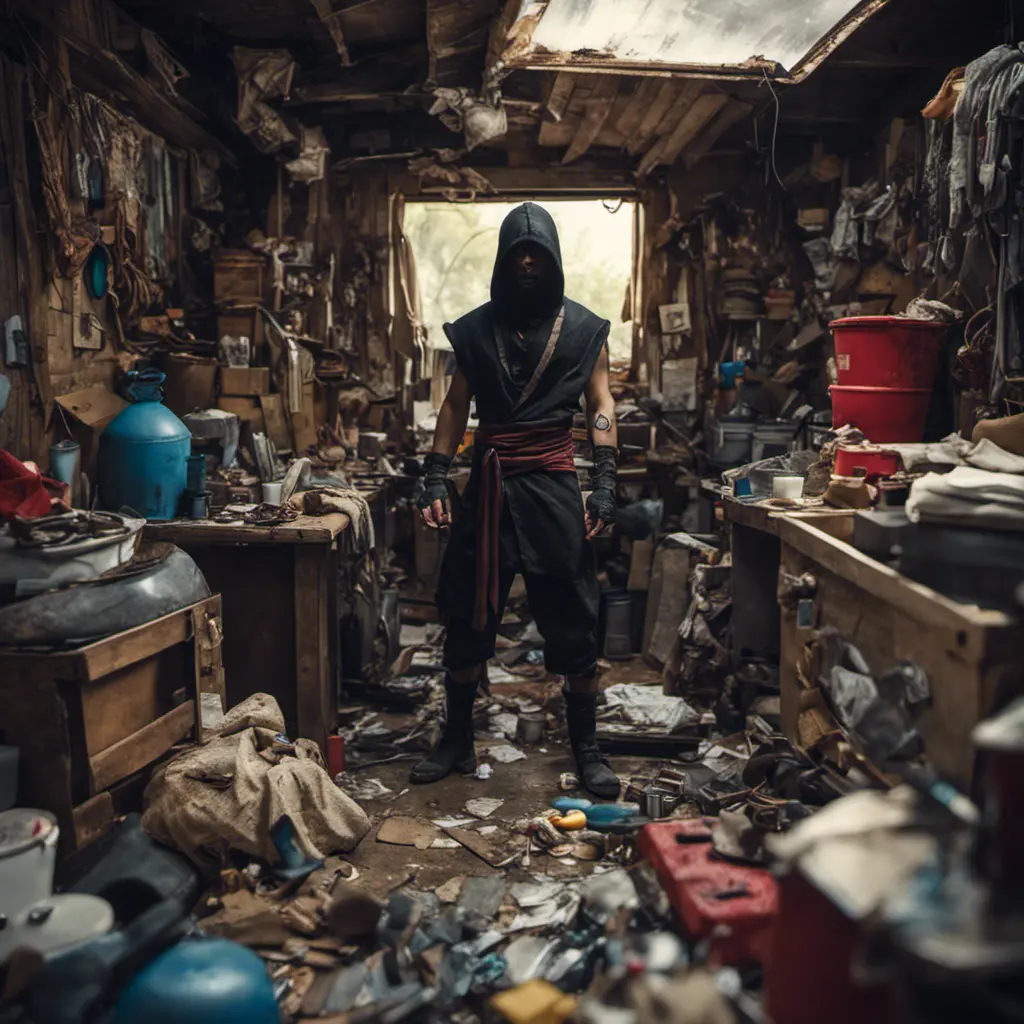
left=142, top=693, right=370, bottom=874
left=231, top=47, right=297, bottom=153
left=600, top=684, right=699, bottom=733
left=429, top=88, right=507, bottom=150
left=286, top=125, right=331, bottom=184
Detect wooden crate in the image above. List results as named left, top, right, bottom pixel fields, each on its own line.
left=776, top=518, right=1020, bottom=788
left=0, top=597, right=226, bottom=854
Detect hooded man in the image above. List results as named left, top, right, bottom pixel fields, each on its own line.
left=412, top=203, right=620, bottom=798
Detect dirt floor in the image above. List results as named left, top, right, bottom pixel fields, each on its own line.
left=345, top=666, right=674, bottom=900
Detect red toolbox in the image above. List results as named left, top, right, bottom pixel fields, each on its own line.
left=638, top=818, right=778, bottom=966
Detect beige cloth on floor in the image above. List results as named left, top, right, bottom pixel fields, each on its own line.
left=141, top=693, right=369, bottom=874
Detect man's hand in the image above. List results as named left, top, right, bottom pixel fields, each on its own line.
left=418, top=452, right=453, bottom=530
left=585, top=488, right=615, bottom=541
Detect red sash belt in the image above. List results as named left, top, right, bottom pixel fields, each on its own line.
left=472, top=423, right=576, bottom=631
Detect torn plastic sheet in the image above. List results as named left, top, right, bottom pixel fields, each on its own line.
left=286, top=125, right=331, bottom=184
left=601, top=684, right=700, bottom=733
left=231, top=47, right=296, bottom=153
left=429, top=88, right=507, bottom=150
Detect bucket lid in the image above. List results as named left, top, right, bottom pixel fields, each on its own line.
left=829, top=316, right=950, bottom=331
left=0, top=809, right=57, bottom=859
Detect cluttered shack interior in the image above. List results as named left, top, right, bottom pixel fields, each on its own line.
left=3, top=0, right=1024, bottom=1021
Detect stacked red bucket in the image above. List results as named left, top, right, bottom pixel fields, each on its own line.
left=829, top=317, right=946, bottom=442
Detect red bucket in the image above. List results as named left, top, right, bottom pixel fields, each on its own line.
left=830, top=385, right=932, bottom=443
left=834, top=445, right=902, bottom=480
left=830, top=316, right=946, bottom=389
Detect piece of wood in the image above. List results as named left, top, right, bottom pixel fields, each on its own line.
left=192, top=601, right=226, bottom=738
left=545, top=71, right=577, bottom=121
left=81, top=657, right=162, bottom=756
left=561, top=77, right=620, bottom=164
left=628, top=79, right=687, bottom=156
left=643, top=547, right=691, bottom=668
left=73, top=792, right=115, bottom=849
left=377, top=816, right=440, bottom=850
left=294, top=546, right=333, bottom=754
left=775, top=518, right=1011, bottom=650
left=627, top=539, right=655, bottom=592
left=308, top=0, right=351, bottom=63
left=443, top=827, right=510, bottom=867
left=646, top=91, right=728, bottom=172
left=77, top=606, right=193, bottom=683
left=143, top=514, right=351, bottom=547
left=683, top=98, right=754, bottom=168
left=615, top=78, right=664, bottom=139
left=89, top=700, right=195, bottom=793
left=259, top=394, right=292, bottom=451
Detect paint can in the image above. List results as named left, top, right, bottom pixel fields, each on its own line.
left=262, top=481, right=283, bottom=506
left=516, top=711, right=545, bottom=745
left=642, top=786, right=670, bottom=819
left=187, top=491, right=210, bottom=520
left=327, top=734, right=345, bottom=778
left=0, top=809, right=59, bottom=918
left=49, top=440, right=81, bottom=492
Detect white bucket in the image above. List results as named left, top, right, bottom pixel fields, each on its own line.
left=0, top=809, right=59, bottom=918
left=262, top=481, right=283, bottom=506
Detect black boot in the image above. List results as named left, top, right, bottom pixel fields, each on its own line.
left=564, top=689, right=620, bottom=799
left=410, top=674, right=478, bottom=783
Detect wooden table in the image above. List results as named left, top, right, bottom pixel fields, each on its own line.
left=144, top=514, right=352, bottom=753
left=0, top=597, right=225, bottom=854
left=718, top=494, right=855, bottom=664
left=777, top=516, right=1020, bottom=788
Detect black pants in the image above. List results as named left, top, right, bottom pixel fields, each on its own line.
left=441, top=508, right=599, bottom=677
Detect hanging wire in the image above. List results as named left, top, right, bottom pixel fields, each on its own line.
left=759, top=67, right=787, bottom=193
left=602, top=198, right=624, bottom=214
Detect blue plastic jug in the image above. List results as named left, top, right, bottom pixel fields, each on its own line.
left=98, top=369, right=190, bottom=520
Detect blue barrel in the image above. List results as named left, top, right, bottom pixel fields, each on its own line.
left=98, top=369, right=190, bottom=520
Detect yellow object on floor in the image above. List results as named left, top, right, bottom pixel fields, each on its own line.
left=490, top=980, right=576, bottom=1024
left=550, top=810, right=587, bottom=831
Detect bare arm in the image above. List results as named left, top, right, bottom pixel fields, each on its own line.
left=584, top=345, right=617, bottom=450
left=583, top=345, right=617, bottom=540
left=421, top=369, right=472, bottom=528
left=431, top=369, right=472, bottom=458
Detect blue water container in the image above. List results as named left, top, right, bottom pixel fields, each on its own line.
left=98, top=369, right=190, bottom=520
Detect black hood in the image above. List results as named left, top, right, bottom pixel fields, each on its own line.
left=490, top=202, right=565, bottom=327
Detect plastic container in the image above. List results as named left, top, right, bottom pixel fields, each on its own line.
left=0, top=809, right=59, bottom=918
left=830, top=316, right=946, bottom=389
left=712, top=420, right=756, bottom=467
left=834, top=445, right=902, bottom=480
left=98, top=370, right=190, bottom=520
left=830, top=385, right=932, bottom=443
left=262, top=481, right=283, bottom=505
left=639, top=818, right=778, bottom=966
left=772, top=475, right=805, bottom=500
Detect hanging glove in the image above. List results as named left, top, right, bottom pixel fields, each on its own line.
left=586, top=444, right=617, bottom=536
left=418, top=451, right=452, bottom=526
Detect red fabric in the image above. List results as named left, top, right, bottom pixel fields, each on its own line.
left=0, top=449, right=54, bottom=520
left=472, top=424, right=576, bottom=631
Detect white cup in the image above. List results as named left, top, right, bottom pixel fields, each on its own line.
left=773, top=475, right=804, bottom=500
left=262, top=481, right=284, bottom=505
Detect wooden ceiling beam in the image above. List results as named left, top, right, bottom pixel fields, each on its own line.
left=682, top=97, right=754, bottom=168
left=308, top=0, right=351, bottom=65
left=546, top=71, right=577, bottom=122
left=561, top=75, right=618, bottom=164
left=657, top=91, right=728, bottom=166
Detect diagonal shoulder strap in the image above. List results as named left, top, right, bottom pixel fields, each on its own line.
left=511, top=305, right=565, bottom=412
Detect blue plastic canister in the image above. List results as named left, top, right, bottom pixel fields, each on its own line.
left=98, top=369, right=190, bottom=520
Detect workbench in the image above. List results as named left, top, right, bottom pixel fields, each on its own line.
left=776, top=516, right=1020, bottom=788
left=144, top=514, right=352, bottom=753
left=716, top=492, right=855, bottom=664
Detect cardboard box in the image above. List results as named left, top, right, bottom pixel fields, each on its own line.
left=220, top=366, right=270, bottom=397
